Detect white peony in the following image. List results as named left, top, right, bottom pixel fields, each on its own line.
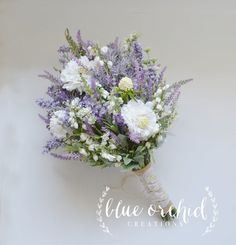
left=60, top=60, right=85, bottom=92
left=60, top=57, right=102, bottom=92
left=121, top=100, right=159, bottom=142
left=49, top=110, right=68, bottom=138
left=118, top=77, right=133, bottom=91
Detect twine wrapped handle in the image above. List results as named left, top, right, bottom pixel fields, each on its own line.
left=134, top=164, right=177, bottom=221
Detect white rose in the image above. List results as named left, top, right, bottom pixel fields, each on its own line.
left=121, top=100, right=159, bottom=142
left=118, top=77, right=133, bottom=91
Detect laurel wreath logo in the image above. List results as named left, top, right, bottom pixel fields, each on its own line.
left=202, top=186, right=219, bottom=236
left=96, top=185, right=112, bottom=235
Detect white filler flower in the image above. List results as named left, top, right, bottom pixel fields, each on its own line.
left=118, top=77, right=133, bottom=91
left=49, top=110, right=67, bottom=138
left=101, top=46, right=109, bottom=54
left=121, top=100, right=159, bottom=141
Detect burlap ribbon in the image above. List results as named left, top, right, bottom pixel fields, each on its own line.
left=134, top=164, right=174, bottom=215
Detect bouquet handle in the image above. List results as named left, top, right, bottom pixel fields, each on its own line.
left=134, top=164, right=177, bottom=221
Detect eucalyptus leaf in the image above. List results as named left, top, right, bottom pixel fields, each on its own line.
left=133, top=155, right=144, bottom=166
left=118, top=134, right=128, bottom=146
left=123, top=157, right=132, bottom=165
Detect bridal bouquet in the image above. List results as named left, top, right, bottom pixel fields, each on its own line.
left=37, top=29, right=191, bottom=221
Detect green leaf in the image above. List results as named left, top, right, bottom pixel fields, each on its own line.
left=65, top=145, right=79, bottom=152
left=118, top=134, right=128, bottom=146
left=135, top=145, right=145, bottom=153
left=133, top=155, right=145, bottom=168
left=123, top=157, right=132, bottom=165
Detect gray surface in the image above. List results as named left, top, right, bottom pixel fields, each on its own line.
left=0, top=0, right=236, bottom=244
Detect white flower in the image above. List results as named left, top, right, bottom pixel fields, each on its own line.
left=79, top=56, right=93, bottom=70
left=88, top=144, right=96, bottom=151
left=146, top=101, right=154, bottom=109
left=99, top=60, right=104, bottom=66
left=118, top=77, right=133, bottom=91
left=80, top=133, right=89, bottom=142
left=100, top=88, right=109, bottom=98
left=93, top=56, right=104, bottom=68
left=101, top=46, right=109, bottom=54
left=93, top=155, right=98, bottom=161
left=109, top=143, right=117, bottom=150
left=68, top=111, right=78, bottom=128
left=101, top=133, right=109, bottom=146
left=156, top=104, right=163, bottom=111
left=101, top=152, right=116, bottom=162
left=61, top=57, right=101, bottom=92
left=61, top=60, right=83, bottom=92
left=80, top=55, right=103, bottom=70
left=49, top=110, right=67, bottom=138
left=156, top=88, right=162, bottom=95
left=70, top=98, right=80, bottom=108
left=107, top=61, right=113, bottom=68
left=121, top=100, right=159, bottom=141
left=163, top=84, right=170, bottom=90
left=79, top=148, right=88, bottom=156
left=116, top=155, right=122, bottom=162
left=155, top=97, right=161, bottom=103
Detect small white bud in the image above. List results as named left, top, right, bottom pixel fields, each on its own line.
left=164, top=84, right=170, bottom=90
left=73, top=122, right=78, bottom=129
left=101, top=46, right=108, bottom=54
left=156, top=104, right=163, bottom=111
left=79, top=148, right=87, bottom=156
left=158, top=135, right=163, bottom=142
left=107, top=61, right=113, bottom=68
left=116, top=156, right=122, bottom=162
left=80, top=133, right=88, bottom=141
left=155, top=97, right=161, bottom=103
left=101, top=89, right=109, bottom=98
left=93, top=155, right=98, bottom=161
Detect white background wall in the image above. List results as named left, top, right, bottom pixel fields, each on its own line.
left=0, top=0, right=236, bottom=244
